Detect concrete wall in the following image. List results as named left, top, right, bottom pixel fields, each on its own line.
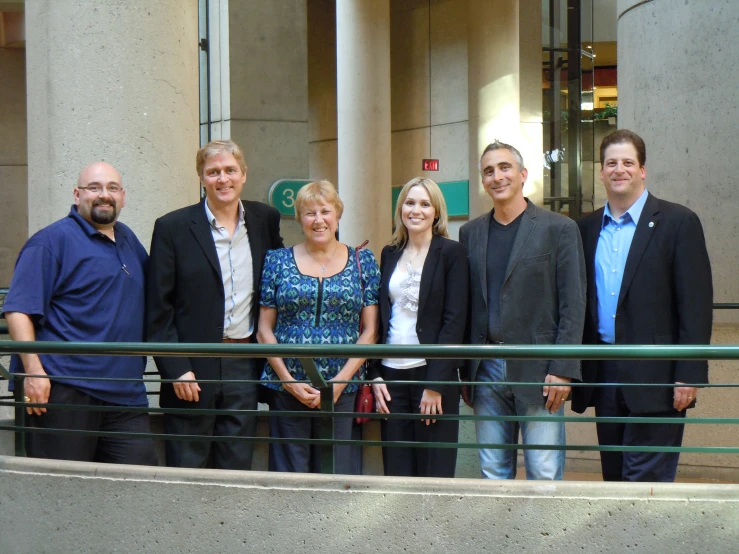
left=1, top=456, right=737, bottom=553
left=0, top=47, right=27, bottom=287
left=230, top=0, right=309, bottom=247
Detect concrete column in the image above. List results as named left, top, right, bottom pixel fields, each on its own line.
left=467, top=0, right=543, bottom=220
left=336, top=0, right=392, bottom=255
left=25, top=0, right=200, bottom=243
left=617, top=0, right=739, bottom=317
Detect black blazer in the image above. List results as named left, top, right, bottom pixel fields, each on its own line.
left=145, top=199, right=283, bottom=408
left=373, top=234, right=469, bottom=393
left=571, top=193, right=713, bottom=414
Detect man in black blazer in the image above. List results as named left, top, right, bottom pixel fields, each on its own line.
left=146, top=140, right=283, bottom=469
left=459, top=141, right=586, bottom=480
left=571, top=129, right=713, bottom=482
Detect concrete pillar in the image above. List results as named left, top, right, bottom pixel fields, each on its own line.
left=25, top=0, right=200, bottom=243
left=467, top=0, right=543, bottom=220
left=617, top=0, right=739, bottom=318
left=336, top=0, right=392, bottom=255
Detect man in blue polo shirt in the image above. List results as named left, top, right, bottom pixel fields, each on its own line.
left=3, top=162, right=157, bottom=465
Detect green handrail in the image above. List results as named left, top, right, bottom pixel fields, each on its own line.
left=2, top=340, right=739, bottom=359
left=2, top=339, right=739, bottom=473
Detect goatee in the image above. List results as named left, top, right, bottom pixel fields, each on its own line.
left=91, top=200, right=117, bottom=224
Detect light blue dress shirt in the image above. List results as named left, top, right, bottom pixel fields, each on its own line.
left=595, top=189, right=649, bottom=343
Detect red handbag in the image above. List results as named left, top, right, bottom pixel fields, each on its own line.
left=354, top=383, right=375, bottom=424
left=353, top=240, right=375, bottom=423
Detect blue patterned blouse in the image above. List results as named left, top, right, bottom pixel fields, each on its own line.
left=259, top=245, right=380, bottom=394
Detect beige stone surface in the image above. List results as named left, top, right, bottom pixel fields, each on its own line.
left=390, top=0, right=430, bottom=132
left=25, top=0, right=200, bottom=243
left=0, top=166, right=27, bottom=287
left=391, top=127, right=430, bottom=185
left=430, top=0, right=468, bottom=126
left=618, top=0, right=739, bottom=322
left=228, top=0, right=307, bottom=122
left=0, top=48, right=27, bottom=286
left=307, top=0, right=337, bottom=143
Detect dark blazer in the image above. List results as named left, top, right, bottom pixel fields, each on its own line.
left=374, top=234, right=469, bottom=393
left=459, top=200, right=587, bottom=404
left=571, top=193, right=713, bottom=414
left=146, top=199, right=283, bottom=408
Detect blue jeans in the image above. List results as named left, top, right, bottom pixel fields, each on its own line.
left=474, top=358, right=565, bottom=480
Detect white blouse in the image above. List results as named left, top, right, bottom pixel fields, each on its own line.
left=381, top=262, right=426, bottom=369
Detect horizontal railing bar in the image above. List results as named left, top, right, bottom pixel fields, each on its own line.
left=1, top=399, right=735, bottom=424
left=4, top=340, right=739, bottom=359
left=4, top=374, right=738, bottom=387
left=0, top=425, right=735, bottom=454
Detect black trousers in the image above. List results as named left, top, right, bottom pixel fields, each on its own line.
left=26, top=382, right=158, bottom=466
left=379, top=364, right=459, bottom=478
left=594, top=360, right=685, bottom=482
left=163, top=357, right=259, bottom=470
left=268, top=389, right=358, bottom=475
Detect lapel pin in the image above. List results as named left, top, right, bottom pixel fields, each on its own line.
left=648, top=221, right=654, bottom=228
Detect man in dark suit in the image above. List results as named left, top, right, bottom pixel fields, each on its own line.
left=146, top=139, right=283, bottom=469
left=459, top=141, right=586, bottom=480
left=571, top=129, right=713, bottom=482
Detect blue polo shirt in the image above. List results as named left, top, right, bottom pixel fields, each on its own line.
left=3, top=206, right=149, bottom=406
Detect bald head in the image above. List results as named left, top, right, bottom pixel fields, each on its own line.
left=74, top=162, right=126, bottom=231
left=77, top=162, right=122, bottom=189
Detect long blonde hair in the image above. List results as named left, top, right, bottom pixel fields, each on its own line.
left=391, top=177, right=449, bottom=248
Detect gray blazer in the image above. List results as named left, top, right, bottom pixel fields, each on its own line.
left=459, top=199, right=586, bottom=404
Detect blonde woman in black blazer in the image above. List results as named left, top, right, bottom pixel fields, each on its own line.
left=371, top=177, right=469, bottom=478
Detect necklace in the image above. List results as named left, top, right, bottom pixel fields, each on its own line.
left=305, top=241, right=339, bottom=273
left=404, top=244, right=428, bottom=272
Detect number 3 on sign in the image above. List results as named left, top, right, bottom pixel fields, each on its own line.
left=282, top=188, right=295, bottom=209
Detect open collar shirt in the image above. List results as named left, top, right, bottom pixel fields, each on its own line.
left=595, top=189, right=649, bottom=343
left=204, top=199, right=254, bottom=339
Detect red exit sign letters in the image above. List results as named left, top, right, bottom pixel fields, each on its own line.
left=422, top=159, right=439, bottom=171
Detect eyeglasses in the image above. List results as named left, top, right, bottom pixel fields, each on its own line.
left=78, top=184, right=124, bottom=194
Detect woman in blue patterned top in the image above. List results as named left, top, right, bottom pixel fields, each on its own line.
left=257, top=180, right=380, bottom=474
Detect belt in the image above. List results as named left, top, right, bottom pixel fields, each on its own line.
left=222, top=336, right=253, bottom=344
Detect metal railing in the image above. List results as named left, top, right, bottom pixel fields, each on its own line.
left=1, top=340, right=739, bottom=474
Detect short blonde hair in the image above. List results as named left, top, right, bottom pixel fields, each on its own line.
left=196, top=140, right=247, bottom=177
left=391, top=177, right=449, bottom=247
left=294, top=180, right=344, bottom=222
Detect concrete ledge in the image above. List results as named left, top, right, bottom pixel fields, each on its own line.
left=0, top=456, right=737, bottom=553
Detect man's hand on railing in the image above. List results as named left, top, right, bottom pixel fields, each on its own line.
left=420, top=389, right=442, bottom=425
left=674, top=382, right=698, bottom=412
left=461, top=385, right=473, bottom=409
left=173, top=371, right=201, bottom=402
left=543, top=374, right=571, bottom=414
left=371, top=377, right=391, bottom=415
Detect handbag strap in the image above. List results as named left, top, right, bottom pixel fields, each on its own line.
left=355, top=240, right=369, bottom=334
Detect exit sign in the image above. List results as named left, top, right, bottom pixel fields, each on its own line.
left=422, top=159, right=439, bottom=171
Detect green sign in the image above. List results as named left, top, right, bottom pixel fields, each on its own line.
left=269, top=179, right=469, bottom=219
left=268, top=179, right=311, bottom=217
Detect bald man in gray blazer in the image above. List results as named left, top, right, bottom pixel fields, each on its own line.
left=459, top=140, right=586, bottom=480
